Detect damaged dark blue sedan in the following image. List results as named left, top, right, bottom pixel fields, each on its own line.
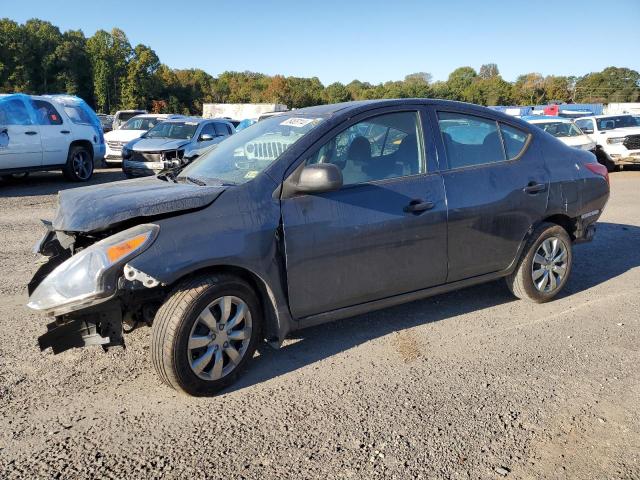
left=28, top=99, right=609, bottom=395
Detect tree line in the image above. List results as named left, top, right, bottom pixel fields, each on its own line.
left=1, top=18, right=639, bottom=115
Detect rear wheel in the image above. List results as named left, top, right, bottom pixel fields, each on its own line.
left=151, top=274, right=261, bottom=396
left=506, top=223, right=572, bottom=303
left=63, top=145, right=94, bottom=182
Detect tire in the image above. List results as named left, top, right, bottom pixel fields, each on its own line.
left=151, top=274, right=261, bottom=396
left=505, top=223, right=573, bottom=303
left=62, top=145, right=94, bottom=182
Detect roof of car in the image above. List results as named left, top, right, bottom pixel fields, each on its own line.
left=162, top=116, right=231, bottom=124
left=577, top=114, right=634, bottom=120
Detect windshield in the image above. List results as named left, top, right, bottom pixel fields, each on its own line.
left=144, top=121, right=199, bottom=140
left=179, top=114, right=326, bottom=185
left=534, top=121, right=584, bottom=137
left=596, top=115, right=637, bottom=130
left=122, top=117, right=161, bottom=131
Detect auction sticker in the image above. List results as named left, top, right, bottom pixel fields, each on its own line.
left=244, top=170, right=259, bottom=179
left=280, top=117, right=315, bottom=128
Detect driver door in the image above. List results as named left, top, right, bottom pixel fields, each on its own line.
left=281, top=107, right=448, bottom=319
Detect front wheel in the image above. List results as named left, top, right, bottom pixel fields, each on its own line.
left=151, top=275, right=261, bottom=396
left=506, top=223, right=573, bottom=303
left=63, top=145, right=94, bottom=182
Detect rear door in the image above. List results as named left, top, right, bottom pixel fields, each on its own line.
left=32, top=99, right=69, bottom=166
left=281, top=107, right=448, bottom=319
left=0, top=97, right=42, bottom=169
left=431, top=107, right=549, bottom=282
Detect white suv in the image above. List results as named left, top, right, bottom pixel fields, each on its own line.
left=575, top=115, right=640, bottom=171
left=0, top=94, right=105, bottom=181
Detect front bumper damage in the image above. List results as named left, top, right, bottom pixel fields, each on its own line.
left=38, top=300, right=123, bottom=354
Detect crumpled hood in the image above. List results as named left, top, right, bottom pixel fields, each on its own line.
left=130, top=137, right=190, bottom=152
left=53, top=177, right=226, bottom=233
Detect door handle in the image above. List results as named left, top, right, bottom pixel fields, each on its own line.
left=404, top=199, right=435, bottom=214
left=523, top=182, right=547, bottom=194
left=60, top=130, right=71, bottom=134
left=25, top=131, right=38, bottom=136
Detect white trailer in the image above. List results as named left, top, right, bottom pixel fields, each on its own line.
left=202, top=103, right=288, bottom=121
left=603, top=103, right=640, bottom=115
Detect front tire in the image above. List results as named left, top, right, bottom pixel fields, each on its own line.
left=506, top=223, right=573, bottom=303
left=151, top=274, right=261, bottom=396
left=63, top=145, right=94, bottom=182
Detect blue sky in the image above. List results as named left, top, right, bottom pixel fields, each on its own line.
left=4, top=0, right=639, bottom=85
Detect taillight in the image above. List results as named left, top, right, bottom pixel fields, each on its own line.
left=585, top=162, right=609, bottom=186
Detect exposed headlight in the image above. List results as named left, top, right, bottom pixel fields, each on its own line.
left=607, top=137, right=625, bottom=145
left=27, top=224, right=159, bottom=315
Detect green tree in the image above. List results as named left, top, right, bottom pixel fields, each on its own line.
left=478, top=63, right=499, bottom=79
left=22, top=19, right=63, bottom=93
left=55, top=30, right=93, bottom=100
left=574, top=67, right=640, bottom=103
left=0, top=19, right=29, bottom=91
left=121, top=44, right=160, bottom=109
left=322, top=82, right=351, bottom=103
left=447, top=67, right=477, bottom=100
left=513, top=73, right=546, bottom=104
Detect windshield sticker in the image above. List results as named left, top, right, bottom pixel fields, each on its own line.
left=185, top=122, right=198, bottom=126
left=280, top=117, right=315, bottom=128
left=244, top=170, right=259, bottom=179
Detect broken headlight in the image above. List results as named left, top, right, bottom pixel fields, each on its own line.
left=27, top=224, right=159, bottom=315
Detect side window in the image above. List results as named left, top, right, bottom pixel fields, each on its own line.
left=32, top=100, right=63, bottom=126
left=575, top=119, right=594, bottom=133
left=437, top=112, right=505, bottom=169
left=200, top=123, right=216, bottom=138
left=214, top=123, right=229, bottom=136
left=500, top=123, right=529, bottom=159
left=0, top=99, right=33, bottom=126
left=64, top=105, right=93, bottom=125
left=307, top=111, right=424, bottom=185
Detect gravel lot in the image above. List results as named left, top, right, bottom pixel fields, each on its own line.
left=0, top=169, right=638, bottom=479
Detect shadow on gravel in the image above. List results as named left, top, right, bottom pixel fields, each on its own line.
left=229, top=221, right=640, bottom=394
left=0, top=169, right=125, bottom=198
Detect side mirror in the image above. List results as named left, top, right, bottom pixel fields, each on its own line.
left=294, top=164, right=343, bottom=194
left=199, top=133, right=214, bottom=142
left=581, top=128, right=593, bottom=134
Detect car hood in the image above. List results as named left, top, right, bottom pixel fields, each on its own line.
left=104, top=129, right=146, bottom=142
left=52, top=176, right=226, bottom=233
left=130, top=138, right=191, bottom=152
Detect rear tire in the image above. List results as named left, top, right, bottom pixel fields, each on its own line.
left=506, top=223, right=573, bottom=303
left=151, top=274, right=261, bottom=396
left=62, top=145, right=94, bottom=182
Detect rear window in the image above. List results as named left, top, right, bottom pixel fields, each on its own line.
left=64, top=104, right=94, bottom=125
left=438, top=112, right=506, bottom=169
left=500, top=123, right=529, bottom=159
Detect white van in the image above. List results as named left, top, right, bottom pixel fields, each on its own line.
left=0, top=94, right=105, bottom=181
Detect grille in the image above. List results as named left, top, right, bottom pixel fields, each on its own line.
left=107, top=140, right=125, bottom=150
left=131, top=151, right=163, bottom=163
left=623, top=135, right=640, bottom=150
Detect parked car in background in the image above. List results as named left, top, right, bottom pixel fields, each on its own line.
left=523, top=116, right=595, bottom=152
left=104, top=114, right=184, bottom=166
left=122, top=117, right=235, bottom=177
left=112, top=109, right=147, bottom=130
left=29, top=99, right=609, bottom=395
left=0, top=93, right=104, bottom=181
left=235, top=118, right=257, bottom=131
left=97, top=114, right=114, bottom=133
left=575, top=114, right=640, bottom=170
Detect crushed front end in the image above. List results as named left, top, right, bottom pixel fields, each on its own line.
left=28, top=221, right=164, bottom=354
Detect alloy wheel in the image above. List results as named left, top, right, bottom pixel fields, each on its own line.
left=72, top=151, right=92, bottom=180
left=187, top=296, right=252, bottom=381
left=531, top=236, right=568, bottom=293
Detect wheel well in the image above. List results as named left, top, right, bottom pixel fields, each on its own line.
left=171, top=265, right=281, bottom=343
left=69, top=140, right=94, bottom=159
left=542, top=214, right=576, bottom=240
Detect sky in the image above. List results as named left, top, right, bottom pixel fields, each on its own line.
left=3, top=0, right=639, bottom=85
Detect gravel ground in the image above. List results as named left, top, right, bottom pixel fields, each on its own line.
left=0, top=169, right=639, bottom=479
